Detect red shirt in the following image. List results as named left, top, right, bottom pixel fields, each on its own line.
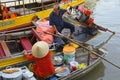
left=25, top=51, right=55, bottom=78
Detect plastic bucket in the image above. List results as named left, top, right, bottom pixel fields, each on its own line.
left=63, top=46, right=76, bottom=63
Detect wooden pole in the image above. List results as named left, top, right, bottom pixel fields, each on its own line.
left=22, top=0, right=26, bottom=15
left=80, top=21, right=115, bottom=34
left=44, top=31, right=120, bottom=69
left=41, top=0, right=44, bottom=10
left=93, top=23, right=115, bottom=34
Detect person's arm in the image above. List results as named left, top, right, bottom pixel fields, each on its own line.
left=60, top=9, right=67, bottom=19
left=32, top=21, right=38, bottom=26
left=53, top=25, right=59, bottom=34
left=24, top=50, right=35, bottom=60
left=62, top=12, right=68, bottom=19
left=49, top=13, right=59, bottom=34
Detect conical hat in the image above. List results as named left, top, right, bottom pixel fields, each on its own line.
left=32, top=41, right=49, bottom=58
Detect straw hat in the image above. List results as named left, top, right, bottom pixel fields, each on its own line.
left=32, top=41, right=49, bottom=58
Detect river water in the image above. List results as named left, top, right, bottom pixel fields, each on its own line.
left=81, top=0, right=120, bottom=80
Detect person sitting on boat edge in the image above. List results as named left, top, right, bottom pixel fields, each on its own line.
left=49, top=3, right=75, bottom=39
left=24, top=41, right=55, bottom=79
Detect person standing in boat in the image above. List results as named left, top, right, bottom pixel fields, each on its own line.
left=49, top=3, right=75, bottom=39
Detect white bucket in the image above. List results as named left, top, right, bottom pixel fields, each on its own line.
left=63, top=51, right=75, bottom=63
left=63, top=46, right=76, bottom=63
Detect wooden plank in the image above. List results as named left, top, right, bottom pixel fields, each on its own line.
left=20, top=38, right=32, bottom=51
left=0, top=44, right=6, bottom=58
left=0, top=41, right=11, bottom=57
left=0, top=56, right=27, bottom=68
left=90, top=53, right=97, bottom=59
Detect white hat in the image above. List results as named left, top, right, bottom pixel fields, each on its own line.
left=32, top=41, right=49, bottom=58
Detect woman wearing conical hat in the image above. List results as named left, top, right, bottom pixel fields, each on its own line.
left=24, top=41, right=55, bottom=79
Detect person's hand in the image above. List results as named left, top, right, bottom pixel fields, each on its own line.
left=69, top=42, right=73, bottom=46
left=23, top=50, right=27, bottom=55
left=58, top=32, right=64, bottom=36
left=57, top=32, right=61, bottom=35
left=55, top=31, right=59, bottom=34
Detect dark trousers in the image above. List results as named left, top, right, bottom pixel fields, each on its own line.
left=59, top=21, right=75, bottom=33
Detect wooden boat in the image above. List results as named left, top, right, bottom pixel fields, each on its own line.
left=0, top=38, right=106, bottom=80
left=0, top=27, right=107, bottom=79
left=0, top=24, right=107, bottom=78
left=0, top=0, right=115, bottom=72
left=0, top=0, right=84, bottom=31
left=0, top=18, right=114, bottom=79
left=0, top=19, right=114, bottom=68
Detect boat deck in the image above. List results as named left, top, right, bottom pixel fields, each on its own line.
left=62, top=26, right=113, bottom=48
left=87, top=31, right=113, bottom=48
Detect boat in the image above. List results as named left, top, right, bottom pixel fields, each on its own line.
left=0, top=26, right=107, bottom=79
left=0, top=18, right=114, bottom=80
left=0, top=3, right=114, bottom=68
left=0, top=0, right=84, bottom=31
left=6, top=48, right=107, bottom=80
left=0, top=17, right=114, bottom=67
